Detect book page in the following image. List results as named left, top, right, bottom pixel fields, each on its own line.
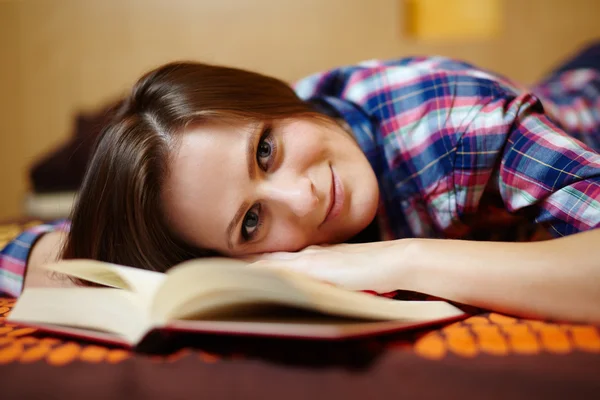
left=8, top=287, right=150, bottom=344
left=151, top=258, right=464, bottom=323
left=45, top=259, right=166, bottom=303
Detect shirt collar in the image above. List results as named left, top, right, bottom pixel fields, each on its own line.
left=316, top=96, right=387, bottom=178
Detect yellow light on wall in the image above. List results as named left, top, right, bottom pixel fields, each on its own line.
left=405, top=0, right=503, bottom=40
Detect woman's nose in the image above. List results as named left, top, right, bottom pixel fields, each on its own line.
left=261, top=176, right=319, bottom=217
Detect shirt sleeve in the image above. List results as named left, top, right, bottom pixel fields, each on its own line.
left=452, top=82, right=600, bottom=237
left=0, top=220, right=69, bottom=297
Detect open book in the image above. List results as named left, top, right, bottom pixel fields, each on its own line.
left=9, top=258, right=465, bottom=348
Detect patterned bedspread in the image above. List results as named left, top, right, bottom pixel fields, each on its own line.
left=1, top=222, right=599, bottom=399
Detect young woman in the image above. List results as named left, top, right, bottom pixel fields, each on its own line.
left=2, top=43, right=600, bottom=322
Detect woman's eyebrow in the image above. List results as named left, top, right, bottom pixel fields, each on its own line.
left=225, top=123, right=263, bottom=250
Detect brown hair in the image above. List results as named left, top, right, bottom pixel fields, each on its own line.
left=61, top=61, right=326, bottom=272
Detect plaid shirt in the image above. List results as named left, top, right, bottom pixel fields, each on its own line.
left=295, top=56, right=600, bottom=241
left=3, top=55, right=600, bottom=297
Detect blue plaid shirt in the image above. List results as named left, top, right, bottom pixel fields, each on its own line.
left=295, top=56, right=600, bottom=241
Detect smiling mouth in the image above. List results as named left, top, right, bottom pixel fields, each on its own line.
left=322, top=164, right=344, bottom=226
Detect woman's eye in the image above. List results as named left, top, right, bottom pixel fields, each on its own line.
left=256, top=126, right=276, bottom=171
left=241, top=204, right=262, bottom=241
left=258, top=141, right=271, bottom=158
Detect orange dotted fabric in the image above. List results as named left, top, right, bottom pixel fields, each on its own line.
left=1, top=298, right=600, bottom=366
left=0, top=299, right=131, bottom=366
left=412, top=313, right=600, bottom=359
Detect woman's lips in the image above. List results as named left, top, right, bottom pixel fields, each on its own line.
left=323, top=165, right=345, bottom=225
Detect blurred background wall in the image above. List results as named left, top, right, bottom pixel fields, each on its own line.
left=1, top=0, right=600, bottom=220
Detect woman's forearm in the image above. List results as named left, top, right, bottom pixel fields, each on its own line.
left=396, top=229, right=600, bottom=323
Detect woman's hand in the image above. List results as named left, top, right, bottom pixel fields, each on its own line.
left=24, top=230, right=74, bottom=290
left=248, top=240, right=412, bottom=293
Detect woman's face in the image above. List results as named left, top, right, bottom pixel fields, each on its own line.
left=162, top=117, right=379, bottom=257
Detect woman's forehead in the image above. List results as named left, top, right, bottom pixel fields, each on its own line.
left=162, top=122, right=253, bottom=251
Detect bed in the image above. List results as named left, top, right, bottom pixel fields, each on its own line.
left=1, top=221, right=599, bottom=399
